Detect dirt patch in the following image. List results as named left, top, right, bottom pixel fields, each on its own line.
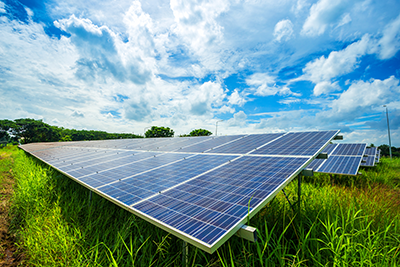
left=0, top=159, right=25, bottom=266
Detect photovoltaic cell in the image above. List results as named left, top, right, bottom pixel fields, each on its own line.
left=316, top=156, right=363, bottom=175
left=331, top=143, right=366, bottom=156
left=361, top=147, right=377, bottom=167
left=133, top=156, right=309, bottom=246
left=250, top=131, right=339, bottom=156
left=19, top=130, right=339, bottom=254
left=178, top=135, right=245, bottom=153
left=307, top=143, right=366, bottom=175
left=207, top=133, right=284, bottom=154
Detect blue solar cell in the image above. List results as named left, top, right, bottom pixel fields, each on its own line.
left=317, top=156, right=362, bottom=175
left=208, top=133, right=284, bottom=154
left=97, top=154, right=237, bottom=205
left=178, top=135, right=245, bottom=153
left=360, top=147, right=377, bottom=167
left=133, top=156, right=308, bottom=246
left=331, top=143, right=366, bottom=156
left=321, top=143, right=337, bottom=154
left=19, top=130, right=338, bottom=254
left=307, top=158, right=325, bottom=171
left=250, top=131, right=338, bottom=156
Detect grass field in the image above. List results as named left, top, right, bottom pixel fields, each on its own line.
left=1, top=145, right=399, bottom=266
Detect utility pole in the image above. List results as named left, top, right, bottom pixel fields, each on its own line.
left=383, top=105, right=392, bottom=159
left=215, top=120, right=223, bottom=136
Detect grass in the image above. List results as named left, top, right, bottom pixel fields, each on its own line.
left=1, top=145, right=399, bottom=266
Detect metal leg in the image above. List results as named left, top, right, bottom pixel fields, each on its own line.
left=282, top=189, right=296, bottom=213
left=89, top=190, right=92, bottom=206
left=182, top=241, right=188, bottom=267
left=298, top=174, right=302, bottom=217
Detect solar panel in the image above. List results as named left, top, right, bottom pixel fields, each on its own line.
left=19, top=130, right=339, bottom=253
left=308, top=143, right=366, bottom=175
left=250, top=131, right=339, bottom=156
left=376, top=149, right=381, bottom=163
left=361, top=147, right=378, bottom=167
left=207, top=133, right=284, bottom=154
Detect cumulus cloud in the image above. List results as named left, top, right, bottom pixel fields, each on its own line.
left=274, top=19, right=294, bottom=42
left=246, top=73, right=297, bottom=97
left=300, top=34, right=374, bottom=84
left=169, top=0, right=230, bottom=71
left=378, top=13, right=400, bottom=59
left=313, top=81, right=340, bottom=96
left=329, top=76, right=400, bottom=118
left=189, top=81, right=226, bottom=115
left=227, top=110, right=247, bottom=127
left=55, top=14, right=152, bottom=84
left=301, top=0, right=353, bottom=36
left=228, top=89, right=246, bottom=106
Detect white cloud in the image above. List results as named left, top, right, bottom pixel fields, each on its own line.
left=0, top=1, right=6, bottom=13
left=329, top=76, right=400, bottom=117
left=313, top=81, right=340, bottom=96
left=301, top=0, right=352, bottom=36
left=336, top=13, right=351, bottom=28
left=378, top=13, right=400, bottom=59
left=169, top=0, right=230, bottom=71
left=228, top=89, right=246, bottom=106
left=274, top=19, right=294, bottom=42
left=279, top=98, right=301, bottom=105
left=55, top=14, right=153, bottom=85
left=246, top=73, right=298, bottom=97
left=191, top=81, right=226, bottom=114
left=300, top=34, right=374, bottom=83
left=227, top=110, right=247, bottom=127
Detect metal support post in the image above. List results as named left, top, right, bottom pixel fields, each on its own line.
left=298, top=174, right=301, bottom=214
left=89, top=190, right=92, bottom=206
left=282, top=189, right=296, bottom=213
left=182, top=241, right=188, bottom=267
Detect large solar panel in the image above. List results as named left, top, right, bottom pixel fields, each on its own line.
left=307, top=143, right=366, bottom=175
left=361, top=147, right=378, bottom=167
left=19, top=130, right=339, bottom=253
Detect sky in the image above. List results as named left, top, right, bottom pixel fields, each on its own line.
left=0, top=0, right=399, bottom=146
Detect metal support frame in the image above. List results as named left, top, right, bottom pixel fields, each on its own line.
left=236, top=225, right=257, bottom=242
left=282, top=189, right=296, bottom=213
left=89, top=190, right=92, bottom=206
left=182, top=241, right=188, bottom=267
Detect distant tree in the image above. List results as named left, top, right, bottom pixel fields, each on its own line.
left=60, top=135, right=72, bottom=142
left=14, top=118, right=61, bottom=144
left=189, top=129, right=212, bottom=136
left=370, top=143, right=375, bottom=147
left=145, top=126, right=174, bottom=138
left=0, top=119, right=16, bottom=141
left=378, top=144, right=400, bottom=158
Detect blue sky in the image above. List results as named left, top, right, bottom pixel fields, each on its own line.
left=0, top=0, right=399, bottom=146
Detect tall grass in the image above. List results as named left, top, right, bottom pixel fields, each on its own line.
left=3, top=147, right=399, bottom=266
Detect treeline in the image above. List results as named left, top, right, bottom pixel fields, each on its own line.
left=377, top=144, right=400, bottom=158
left=0, top=118, right=142, bottom=144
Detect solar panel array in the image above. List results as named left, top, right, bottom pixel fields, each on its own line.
left=19, top=130, right=339, bottom=253
left=361, top=147, right=378, bottom=167
left=307, top=143, right=366, bottom=175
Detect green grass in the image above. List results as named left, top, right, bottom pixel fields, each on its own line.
left=2, top=146, right=399, bottom=266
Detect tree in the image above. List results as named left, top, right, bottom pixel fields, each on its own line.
left=145, top=126, right=174, bottom=138
left=0, top=119, right=16, bottom=140
left=14, top=118, right=61, bottom=144
left=189, top=129, right=212, bottom=136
